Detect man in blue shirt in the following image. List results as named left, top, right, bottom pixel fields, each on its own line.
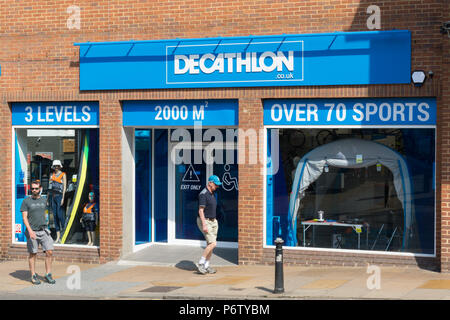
left=196, top=175, right=221, bottom=275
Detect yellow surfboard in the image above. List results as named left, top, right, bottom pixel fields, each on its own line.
left=61, top=133, right=89, bottom=244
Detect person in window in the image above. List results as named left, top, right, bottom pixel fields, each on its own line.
left=80, top=192, right=99, bottom=246
left=48, top=160, right=67, bottom=243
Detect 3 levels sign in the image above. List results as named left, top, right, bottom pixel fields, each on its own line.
left=12, top=102, right=99, bottom=126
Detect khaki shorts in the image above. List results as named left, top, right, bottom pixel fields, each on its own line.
left=197, top=217, right=218, bottom=244
left=25, top=228, right=54, bottom=254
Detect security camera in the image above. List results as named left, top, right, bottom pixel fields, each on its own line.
left=441, top=21, right=450, bottom=36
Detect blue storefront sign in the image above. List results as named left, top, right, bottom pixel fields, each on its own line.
left=166, top=40, right=303, bottom=85
left=123, top=99, right=238, bottom=127
left=12, top=102, right=99, bottom=126
left=263, top=98, right=436, bottom=126
left=76, top=30, right=411, bottom=90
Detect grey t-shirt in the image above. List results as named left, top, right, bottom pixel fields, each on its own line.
left=20, top=196, right=48, bottom=231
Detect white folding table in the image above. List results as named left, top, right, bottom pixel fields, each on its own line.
left=300, top=220, right=368, bottom=249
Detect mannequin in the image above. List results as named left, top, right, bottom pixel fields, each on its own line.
left=66, top=174, right=77, bottom=208
left=49, top=160, right=66, bottom=243
left=80, top=192, right=98, bottom=246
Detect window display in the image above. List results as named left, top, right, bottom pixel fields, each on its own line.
left=267, top=128, right=435, bottom=254
left=14, top=128, right=99, bottom=246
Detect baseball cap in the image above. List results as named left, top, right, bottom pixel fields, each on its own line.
left=208, top=175, right=222, bottom=186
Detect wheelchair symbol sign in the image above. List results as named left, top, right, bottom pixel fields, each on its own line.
left=221, top=164, right=238, bottom=191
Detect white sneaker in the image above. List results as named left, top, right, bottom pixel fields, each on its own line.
left=196, top=263, right=207, bottom=275
left=206, top=266, right=217, bottom=274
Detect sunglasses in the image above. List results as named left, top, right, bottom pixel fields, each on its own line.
left=31, top=188, right=40, bottom=190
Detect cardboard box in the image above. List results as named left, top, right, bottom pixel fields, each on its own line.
left=63, top=139, right=75, bottom=153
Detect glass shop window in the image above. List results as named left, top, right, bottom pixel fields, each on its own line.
left=266, top=128, right=435, bottom=254
left=14, top=128, right=99, bottom=246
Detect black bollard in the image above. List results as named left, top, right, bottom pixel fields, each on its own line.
left=273, top=237, right=284, bottom=294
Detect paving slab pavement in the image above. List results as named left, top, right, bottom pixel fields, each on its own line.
left=1, top=259, right=450, bottom=300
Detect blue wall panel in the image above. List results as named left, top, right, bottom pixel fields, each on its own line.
left=77, top=31, right=411, bottom=90
left=123, top=99, right=238, bottom=127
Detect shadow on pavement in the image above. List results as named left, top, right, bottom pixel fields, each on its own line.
left=9, top=270, right=30, bottom=282
left=175, top=260, right=197, bottom=271
left=212, top=247, right=238, bottom=265
left=256, top=286, right=274, bottom=294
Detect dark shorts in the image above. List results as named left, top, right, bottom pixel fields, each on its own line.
left=84, top=220, right=96, bottom=232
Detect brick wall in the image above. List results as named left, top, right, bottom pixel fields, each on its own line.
left=0, top=100, right=12, bottom=261
left=6, top=244, right=100, bottom=264
left=439, top=0, right=450, bottom=272
left=0, top=1, right=444, bottom=90
left=98, top=99, right=123, bottom=263
left=0, top=1, right=447, bottom=269
left=238, top=98, right=264, bottom=264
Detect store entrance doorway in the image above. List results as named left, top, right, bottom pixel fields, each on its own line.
left=170, top=143, right=238, bottom=247
left=134, top=129, right=238, bottom=249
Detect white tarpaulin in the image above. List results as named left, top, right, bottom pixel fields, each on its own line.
left=287, top=138, right=414, bottom=250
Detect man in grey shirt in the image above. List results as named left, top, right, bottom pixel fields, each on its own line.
left=21, top=180, right=56, bottom=285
